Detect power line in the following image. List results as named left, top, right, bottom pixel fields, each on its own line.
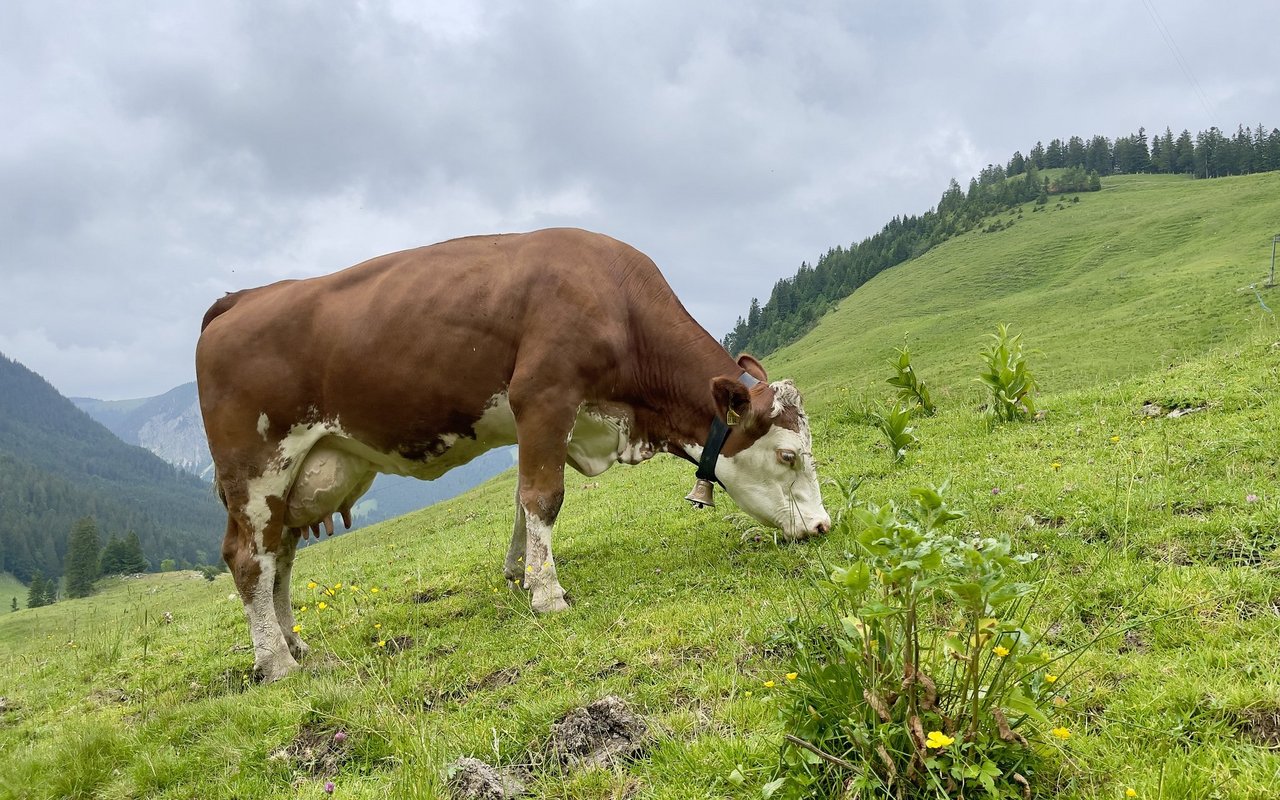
left=1140, top=0, right=1215, bottom=126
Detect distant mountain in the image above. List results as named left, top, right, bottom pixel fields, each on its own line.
left=74, top=381, right=517, bottom=531
left=72, top=383, right=214, bottom=479
left=0, top=353, right=225, bottom=582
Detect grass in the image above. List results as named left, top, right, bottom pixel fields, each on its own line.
left=3, top=173, right=1280, bottom=798
left=0, top=573, right=27, bottom=611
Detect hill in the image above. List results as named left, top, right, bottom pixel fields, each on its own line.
left=773, top=172, right=1280, bottom=408
left=0, top=354, right=225, bottom=582
left=3, top=173, right=1279, bottom=798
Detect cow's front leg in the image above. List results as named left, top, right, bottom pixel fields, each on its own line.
left=521, top=499, right=568, bottom=613
left=504, top=484, right=528, bottom=590
left=512, top=392, right=573, bottom=613
left=274, top=531, right=309, bottom=662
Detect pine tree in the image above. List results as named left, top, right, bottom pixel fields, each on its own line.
left=27, top=570, right=50, bottom=608
left=120, top=531, right=150, bottom=574
left=64, top=516, right=102, bottom=599
left=99, top=533, right=126, bottom=576
left=10, top=597, right=17, bottom=612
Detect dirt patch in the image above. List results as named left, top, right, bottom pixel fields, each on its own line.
left=446, top=757, right=526, bottom=799
left=1141, top=401, right=1208, bottom=419
left=1117, top=629, right=1147, bottom=654
left=380, top=635, right=416, bottom=653
left=1234, top=706, right=1280, bottom=747
left=89, top=688, right=130, bottom=705
left=591, top=660, right=628, bottom=679
left=545, top=695, right=647, bottom=768
left=424, top=667, right=523, bottom=709
left=413, top=587, right=459, bottom=604
left=270, top=723, right=352, bottom=777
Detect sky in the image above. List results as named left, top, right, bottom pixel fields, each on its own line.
left=1, top=1, right=1276, bottom=400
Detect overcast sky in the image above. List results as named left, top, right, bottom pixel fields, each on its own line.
left=2, top=1, right=1275, bottom=400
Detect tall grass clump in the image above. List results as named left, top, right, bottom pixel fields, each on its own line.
left=977, top=324, right=1038, bottom=422
left=773, top=482, right=1072, bottom=799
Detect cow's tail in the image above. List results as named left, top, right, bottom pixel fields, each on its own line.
left=200, top=290, right=248, bottom=332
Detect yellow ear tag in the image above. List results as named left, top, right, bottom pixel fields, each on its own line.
left=726, top=408, right=741, bottom=426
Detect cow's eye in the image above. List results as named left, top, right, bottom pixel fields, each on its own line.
left=777, top=449, right=798, bottom=467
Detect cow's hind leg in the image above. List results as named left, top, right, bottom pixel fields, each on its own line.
left=274, top=530, right=308, bottom=661
left=222, top=507, right=299, bottom=682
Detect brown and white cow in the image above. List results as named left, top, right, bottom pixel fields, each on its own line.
left=196, top=228, right=830, bottom=681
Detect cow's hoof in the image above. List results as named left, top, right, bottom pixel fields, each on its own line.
left=253, top=654, right=301, bottom=683
left=286, top=636, right=311, bottom=662
left=532, top=592, right=570, bottom=614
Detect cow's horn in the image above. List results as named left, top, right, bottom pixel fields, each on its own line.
left=685, top=478, right=715, bottom=509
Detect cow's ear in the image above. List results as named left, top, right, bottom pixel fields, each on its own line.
left=711, top=377, right=753, bottom=425
left=737, top=354, right=768, bottom=383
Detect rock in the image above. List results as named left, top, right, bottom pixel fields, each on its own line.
left=546, top=695, right=647, bottom=768
left=447, top=757, right=526, bottom=799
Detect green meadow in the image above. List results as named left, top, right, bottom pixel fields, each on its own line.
left=3, top=171, right=1280, bottom=799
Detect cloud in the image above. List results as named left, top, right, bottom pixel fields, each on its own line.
left=1, top=0, right=1276, bottom=398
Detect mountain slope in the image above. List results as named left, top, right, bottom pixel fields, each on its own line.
left=72, top=383, right=214, bottom=479
left=0, top=354, right=224, bottom=581
left=771, top=172, right=1280, bottom=407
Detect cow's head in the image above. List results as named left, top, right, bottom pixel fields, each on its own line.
left=711, top=356, right=831, bottom=540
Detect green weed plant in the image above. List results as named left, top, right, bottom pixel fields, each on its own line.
left=886, top=344, right=936, bottom=416
left=775, top=482, right=1071, bottom=799
left=868, top=401, right=919, bottom=464
left=977, top=324, right=1038, bottom=422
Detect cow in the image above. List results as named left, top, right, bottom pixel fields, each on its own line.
left=196, top=228, right=830, bottom=681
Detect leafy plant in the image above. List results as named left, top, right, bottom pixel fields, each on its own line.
left=773, top=482, right=1071, bottom=799
left=886, top=344, right=936, bottom=416
left=868, top=401, right=918, bottom=463
left=977, top=324, right=1038, bottom=422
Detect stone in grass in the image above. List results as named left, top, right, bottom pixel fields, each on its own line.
left=446, top=757, right=526, bottom=799
left=546, top=695, right=648, bottom=768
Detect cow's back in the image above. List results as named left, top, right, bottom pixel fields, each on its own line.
left=196, top=228, right=681, bottom=462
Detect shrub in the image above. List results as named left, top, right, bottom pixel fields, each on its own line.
left=977, top=324, right=1038, bottom=422
left=773, top=482, right=1070, bottom=799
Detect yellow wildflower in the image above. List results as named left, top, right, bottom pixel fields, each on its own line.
left=307, top=581, right=318, bottom=589
left=994, top=645, right=1010, bottom=657
left=785, top=672, right=798, bottom=681
left=334, top=582, right=342, bottom=590
left=1110, top=435, right=1120, bottom=443
left=925, top=731, right=955, bottom=749
left=1126, top=789, right=1137, bottom=798
left=1051, top=462, right=1062, bottom=470
left=377, top=640, right=386, bottom=648
left=764, top=680, right=776, bottom=688
left=374, top=623, right=382, bottom=629
left=1050, top=726, right=1071, bottom=740
left=318, top=602, right=327, bottom=611
left=370, top=587, right=380, bottom=594
left=1045, top=673, right=1058, bottom=683
left=292, top=624, right=301, bottom=633
left=299, top=605, right=308, bottom=613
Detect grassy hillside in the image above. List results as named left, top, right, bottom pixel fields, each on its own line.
left=3, top=174, right=1279, bottom=799
left=776, top=172, right=1280, bottom=409
left=0, top=572, right=26, bottom=611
